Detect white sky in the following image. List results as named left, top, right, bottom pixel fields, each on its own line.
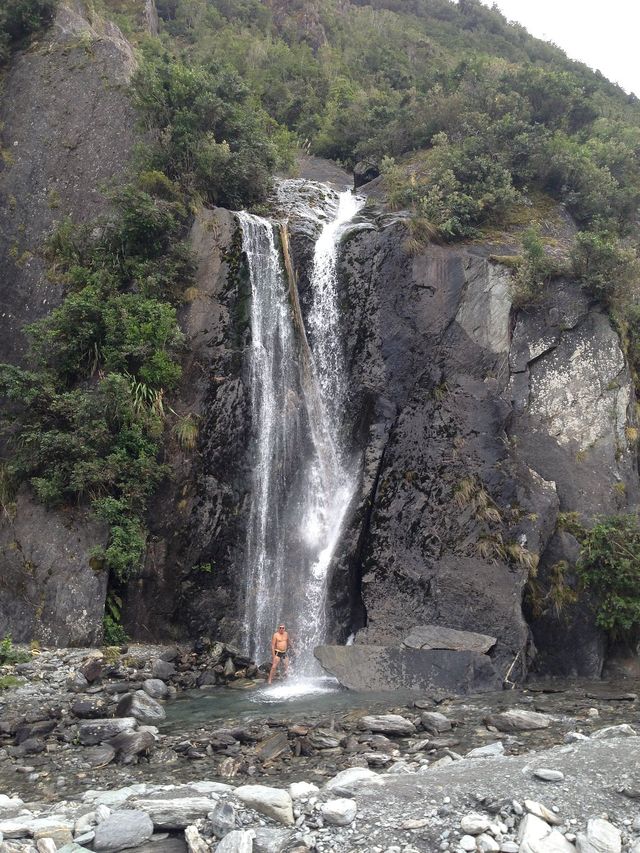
left=480, top=0, right=640, bottom=97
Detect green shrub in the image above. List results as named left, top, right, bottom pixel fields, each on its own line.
left=0, top=0, right=56, bottom=65
left=0, top=635, right=31, bottom=665
left=576, top=515, right=640, bottom=642
left=571, top=230, right=640, bottom=310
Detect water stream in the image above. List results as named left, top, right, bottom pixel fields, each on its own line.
left=239, top=184, right=364, bottom=677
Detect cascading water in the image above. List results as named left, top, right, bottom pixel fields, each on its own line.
left=239, top=184, right=364, bottom=683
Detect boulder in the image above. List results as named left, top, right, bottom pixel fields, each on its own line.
left=359, top=714, right=415, bottom=735
left=402, top=625, right=496, bottom=654
left=93, top=812, right=153, bottom=852
left=208, top=802, right=236, bottom=839
left=233, top=785, right=294, bottom=826
left=591, top=724, right=637, bottom=739
left=215, top=831, right=255, bottom=853
left=252, top=827, right=292, bottom=853
left=319, top=798, right=357, bottom=826
left=288, top=782, right=319, bottom=800
left=420, top=712, right=451, bottom=734
left=78, top=718, right=137, bottom=746
left=116, top=691, right=166, bottom=724
left=72, top=699, right=110, bottom=719
left=315, top=645, right=501, bottom=692
left=518, top=813, right=553, bottom=853
left=324, top=767, right=382, bottom=796
left=576, top=818, right=621, bottom=853
left=485, top=709, right=552, bottom=732
left=142, top=679, right=169, bottom=700
left=151, top=660, right=176, bottom=680
left=81, top=659, right=103, bottom=683
left=184, top=825, right=208, bottom=853
left=465, top=742, right=504, bottom=759
left=129, top=799, right=215, bottom=830
left=108, top=730, right=155, bottom=763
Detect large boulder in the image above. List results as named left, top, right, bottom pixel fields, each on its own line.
left=315, top=645, right=502, bottom=692
left=233, top=785, right=294, bottom=826
left=402, top=625, right=496, bottom=653
left=116, top=691, right=166, bottom=724
left=93, top=811, right=153, bottom=852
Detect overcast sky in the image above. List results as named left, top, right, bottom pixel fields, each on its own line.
left=480, top=0, right=640, bottom=96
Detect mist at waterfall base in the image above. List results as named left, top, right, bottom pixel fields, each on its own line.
left=239, top=183, right=364, bottom=699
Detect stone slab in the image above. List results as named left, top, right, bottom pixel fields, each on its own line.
left=402, top=625, right=496, bottom=654
left=314, top=646, right=502, bottom=693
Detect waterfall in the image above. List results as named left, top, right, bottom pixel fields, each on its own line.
left=239, top=185, right=364, bottom=677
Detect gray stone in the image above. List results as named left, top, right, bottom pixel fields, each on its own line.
left=519, top=814, right=552, bottom=853
left=533, top=768, right=565, bottom=782
left=116, top=692, right=166, bottom=724
left=34, top=826, right=73, bottom=846
left=460, top=836, right=476, bottom=852
left=486, top=709, right=552, bottom=732
left=402, top=625, right=496, bottom=653
left=535, top=831, right=576, bottom=852
left=72, top=699, right=110, bottom=719
left=142, top=680, right=169, bottom=700
left=93, top=812, right=153, bottom=852
left=591, top=724, right=637, bottom=739
left=183, top=826, right=208, bottom=853
left=319, top=798, right=357, bottom=826
left=324, top=767, right=382, bottom=796
left=208, top=802, right=236, bottom=839
left=0, top=818, right=73, bottom=840
left=523, top=801, right=562, bottom=826
left=252, top=827, right=291, bottom=853
left=233, top=785, right=294, bottom=826
left=214, top=831, right=254, bottom=853
left=466, top=742, right=504, bottom=759
left=476, top=835, right=500, bottom=852
left=78, top=718, right=137, bottom=746
left=359, top=714, right=416, bottom=735
left=576, top=818, right=621, bottom=853
left=108, top=730, right=155, bottom=763
left=129, top=799, right=215, bottom=830
left=151, top=660, right=176, bottom=680
left=36, top=839, right=57, bottom=853
left=460, top=814, right=493, bottom=835
left=420, top=712, right=451, bottom=734
left=315, top=645, right=502, bottom=692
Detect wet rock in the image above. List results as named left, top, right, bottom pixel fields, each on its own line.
left=78, top=718, right=137, bottom=746
left=93, top=811, right=154, bottom=852
left=486, top=710, right=552, bottom=732
left=208, top=802, right=236, bottom=839
left=81, top=659, right=103, bottom=684
left=129, top=799, right=216, bottom=830
left=420, top=712, right=451, bottom=734
left=215, top=831, right=254, bottom=853
left=108, top=730, right=155, bottom=763
left=116, top=692, right=166, bottom=724
left=319, top=798, right=357, bottom=826
left=222, top=658, right=236, bottom=679
left=359, top=714, right=416, bottom=735
left=83, top=745, right=116, bottom=768
left=72, top=699, right=110, bottom=719
left=234, top=785, right=294, bottom=826
left=353, top=159, right=379, bottom=188
left=142, top=680, right=169, bottom=700
left=256, top=731, right=289, bottom=762
left=151, top=660, right=176, bottom=680
left=402, top=625, right=497, bottom=653
left=575, top=818, right=621, bottom=853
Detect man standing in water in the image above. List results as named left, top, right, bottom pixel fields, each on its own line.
left=268, top=623, right=290, bottom=684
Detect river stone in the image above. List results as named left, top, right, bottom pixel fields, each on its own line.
left=359, top=714, right=416, bottom=735
left=151, top=660, right=175, bottom=680
left=142, top=679, right=169, bottom=700
left=33, top=826, right=73, bottom=847
left=72, top=698, right=110, bottom=719
left=591, top=724, right=637, bottom=739
left=402, top=625, right=497, bottom=653
left=81, top=659, right=103, bottom=683
left=420, top=711, right=451, bottom=734
left=93, top=811, right=153, bottom=852
left=460, top=813, right=493, bottom=835
left=109, top=730, right=155, bottom=763
left=476, top=834, right=500, bottom=852
left=116, top=691, right=166, bottom=724
left=184, top=826, right=208, bottom=853
left=486, top=709, right=552, bottom=732
left=256, top=731, right=289, bottom=761
left=215, top=830, right=255, bottom=853
left=576, top=818, right=621, bottom=853
left=533, top=768, right=565, bottom=782
left=0, top=817, right=73, bottom=839
left=324, top=767, right=382, bottom=796
left=466, top=742, right=504, bottom=758
left=208, top=802, right=236, bottom=839
left=319, top=798, right=357, bottom=826
left=315, top=645, right=502, bottom=692
left=307, top=729, right=341, bottom=749
left=288, top=782, right=318, bottom=800
left=252, top=827, right=291, bottom=853
left=78, top=718, right=137, bottom=746
left=129, top=799, right=216, bottom=829
left=234, top=786, right=294, bottom=826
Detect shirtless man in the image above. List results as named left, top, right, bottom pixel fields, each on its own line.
left=268, top=623, right=291, bottom=684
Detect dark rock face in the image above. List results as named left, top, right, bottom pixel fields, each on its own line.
left=0, top=0, right=138, bottom=365
left=314, top=645, right=502, bottom=692
left=0, top=490, right=109, bottom=645
left=353, top=159, right=380, bottom=188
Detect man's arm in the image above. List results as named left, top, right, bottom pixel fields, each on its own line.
left=271, top=633, right=277, bottom=656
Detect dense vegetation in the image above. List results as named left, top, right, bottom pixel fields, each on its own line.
left=0, top=0, right=55, bottom=65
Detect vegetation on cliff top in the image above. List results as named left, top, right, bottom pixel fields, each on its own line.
left=0, top=0, right=55, bottom=65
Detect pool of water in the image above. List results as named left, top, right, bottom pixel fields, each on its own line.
left=161, top=676, right=422, bottom=731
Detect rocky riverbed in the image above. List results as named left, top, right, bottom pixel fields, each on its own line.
left=1, top=645, right=639, bottom=852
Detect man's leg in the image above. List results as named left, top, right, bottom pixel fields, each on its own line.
left=284, top=655, right=289, bottom=678
left=268, top=655, right=278, bottom=684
